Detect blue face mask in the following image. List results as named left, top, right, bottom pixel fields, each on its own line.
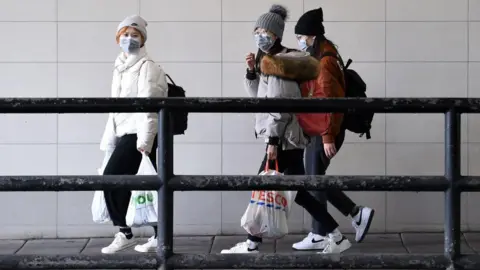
left=119, top=36, right=141, bottom=54
left=254, top=33, right=274, bottom=52
left=298, top=39, right=308, bottom=51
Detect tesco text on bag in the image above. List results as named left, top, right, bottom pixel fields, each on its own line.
left=250, top=191, right=288, bottom=211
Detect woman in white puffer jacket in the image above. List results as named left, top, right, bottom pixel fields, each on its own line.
left=99, top=14, right=168, bottom=254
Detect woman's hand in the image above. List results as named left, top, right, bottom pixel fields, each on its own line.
left=267, top=144, right=278, bottom=160
left=246, top=52, right=255, bottom=71
left=323, top=143, right=337, bottom=159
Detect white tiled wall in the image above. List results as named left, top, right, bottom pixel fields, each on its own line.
left=0, top=0, right=479, bottom=239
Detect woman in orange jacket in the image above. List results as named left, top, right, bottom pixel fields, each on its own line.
left=291, top=7, right=375, bottom=251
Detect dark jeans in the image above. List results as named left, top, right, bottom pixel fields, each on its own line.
left=304, top=130, right=356, bottom=235
left=248, top=147, right=339, bottom=242
left=103, top=134, right=158, bottom=227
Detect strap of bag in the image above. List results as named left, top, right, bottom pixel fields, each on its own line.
left=320, top=51, right=345, bottom=69
left=264, top=160, right=279, bottom=172
left=139, top=59, right=175, bottom=89
left=320, top=51, right=353, bottom=69
left=165, top=74, right=176, bottom=86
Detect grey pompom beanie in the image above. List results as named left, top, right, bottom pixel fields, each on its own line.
left=117, top=15, right=148, bottom=42
left=254, top=4, right=289, bottom=39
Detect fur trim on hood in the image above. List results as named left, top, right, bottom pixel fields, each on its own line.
left=260, top=51, right=320, bottom=82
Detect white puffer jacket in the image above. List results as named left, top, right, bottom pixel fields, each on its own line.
left=100, top=46, right=168, bottom=153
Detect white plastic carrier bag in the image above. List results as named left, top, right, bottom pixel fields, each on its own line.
left=240, top=161, right=296, bottom=239
left=126, top=153, right=159, bottom=227
left=91, top=149, right=113, bottom=224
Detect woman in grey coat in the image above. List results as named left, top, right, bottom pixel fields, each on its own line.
left=220, top=5, right=352, bottom=255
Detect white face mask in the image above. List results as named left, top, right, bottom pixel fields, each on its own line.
left=297, top=36, right=315, bottom=51
left=119, top=36, right=141, bottom=54
left=254, top=33, right=275, bottom=52
left=298, top=39, right=308, bottom=51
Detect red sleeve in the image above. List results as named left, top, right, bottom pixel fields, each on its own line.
left=317, top=57, right=345, bottom=143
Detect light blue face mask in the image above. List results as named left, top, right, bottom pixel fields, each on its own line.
left=254, top=33, right=274, bottom=52
left=298, top=39, right=308, bottom=51
left=119, top=36, right=141, bottom=54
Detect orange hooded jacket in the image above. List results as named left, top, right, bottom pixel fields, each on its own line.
left=300, top=40, right=345, bottom=143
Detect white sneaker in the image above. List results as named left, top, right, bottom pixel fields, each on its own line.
left=351, top=206, right=375, bottom=243
left=101, top=232, right=137, bottom=254
left=292, top=232, right=328, bottom=250
left=220, top=240, right=259, bottom=254
left=134, top=236, right=157, bottom=253
left=320, top=236, right=351, bottom=254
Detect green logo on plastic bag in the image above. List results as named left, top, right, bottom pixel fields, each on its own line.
left=136, top=193, right=154, bottom=204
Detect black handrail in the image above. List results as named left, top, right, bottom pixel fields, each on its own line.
left=0, top=97, right=473, bottom=269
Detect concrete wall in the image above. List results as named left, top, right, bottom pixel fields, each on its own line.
left=0, top=0, right=479, bottom=239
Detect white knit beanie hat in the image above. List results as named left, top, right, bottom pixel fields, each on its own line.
left=117, top=15, right=148, bottom=42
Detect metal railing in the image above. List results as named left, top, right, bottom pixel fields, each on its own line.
left=0, top=97, right=479, bottom=269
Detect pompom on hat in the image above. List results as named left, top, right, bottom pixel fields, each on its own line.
left=254, top=4, right=289, bottom=39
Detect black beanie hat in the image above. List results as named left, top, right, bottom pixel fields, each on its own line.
left=294, top=7, right=325, bottom=36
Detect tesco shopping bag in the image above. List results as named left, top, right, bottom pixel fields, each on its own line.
left=126, top=154, right=158, bottom=227
left=240, top=161, right=296, bottom=239
left=91, top=150, right=113, bottom=224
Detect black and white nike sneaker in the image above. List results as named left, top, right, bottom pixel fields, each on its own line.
left=220, top=239, right=259, bottom=254
left=292, top=232, right=328, bottom=250
left=351, top=206, right=375, bottom=243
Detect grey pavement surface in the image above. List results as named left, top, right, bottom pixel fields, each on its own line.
left=2, top=233, right=480, bottom=269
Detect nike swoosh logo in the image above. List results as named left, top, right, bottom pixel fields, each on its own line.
left=336, top=236, right=346, bottom=245
left=247, top=247, right=258, bottom=252
left=311, top=238, right=324, bottom=243
left=355, top=210, right=363, bottom=226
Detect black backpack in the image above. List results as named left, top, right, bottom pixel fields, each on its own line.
left=321, top=52, right=373, bottom=139
left=165, top=74, right=188, bottom=135
left=139, top=60, right=188, bottom=135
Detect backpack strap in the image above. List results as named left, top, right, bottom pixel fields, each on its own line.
left=320, top=52, right=345, bottom=69
left=320, top=52, right=354, bottom=70
left=138, top=60, right=174, bottom=92
left=165, top=74, right=176, bottom=86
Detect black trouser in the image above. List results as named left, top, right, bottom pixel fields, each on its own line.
left=103, top=134, right=158, bottom=227
left=304, top=130, right=356, bottom=235
left=247, top=147, right=339, bottom=242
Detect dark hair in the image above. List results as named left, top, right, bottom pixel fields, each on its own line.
left=254, top=38, right=283, bottom=73
left=309, top=35, right=338, bottom=60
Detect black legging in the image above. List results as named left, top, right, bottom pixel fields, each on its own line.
left=103, top=134, right=158, bottom=227
left=248, top=147, right=339, bottom=242
left=304, top=130, right=357, bottom=235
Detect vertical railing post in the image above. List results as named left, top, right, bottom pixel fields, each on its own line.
left=158, top=109, right=174, bottom=270
left=445, top=109, right=461, bottom=268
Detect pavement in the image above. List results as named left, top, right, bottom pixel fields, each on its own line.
left=3, top=232, right=480, bottom=269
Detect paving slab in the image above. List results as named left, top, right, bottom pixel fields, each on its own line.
left=463, top=232, right=480, bottom=253
left=345, top=233, right=407, bottom=254
left=211, top=236, right=274, bottom=253
left=277, top=234, right=406, bottom=254
left=81, top=238, right=136, bottom=254
left=401, top=233, right=474, bottom=254
left=0, top=240, right=25, bottom=255
left=175, top=236, right=213, bottom=253
left=16, top=239, right=88, bottom=255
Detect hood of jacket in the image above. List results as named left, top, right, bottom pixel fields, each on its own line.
left=260, top=51, right=320, bottom=82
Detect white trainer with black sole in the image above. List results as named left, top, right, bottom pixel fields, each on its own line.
left=101, top=232, right=137, bottom=254
left=292, top=232, right=328, bottom=250
left=220, top=240, right=259, bottom=254
left=134, top=236, right=157, bottom=253
left=320, top=236, right=352, bottom=254
left=351, top=206, right=375, bottom=243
